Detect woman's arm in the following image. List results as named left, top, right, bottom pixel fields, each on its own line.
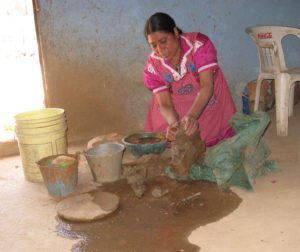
left=155, top=91, right=179, bottom=140
left=155, top=91, right=178, bottom=124
left=182, top=69, right=214, bottom=135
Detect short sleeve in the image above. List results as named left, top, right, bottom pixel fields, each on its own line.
left=194, top=34, right=218, bottom=73
left=144, top=60, right=169, bottom=94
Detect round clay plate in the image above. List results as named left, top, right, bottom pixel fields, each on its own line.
left=56, top=191, right=119, bottom=222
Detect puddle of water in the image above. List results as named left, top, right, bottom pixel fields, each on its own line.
left=56, top=176, right=241, bottom=252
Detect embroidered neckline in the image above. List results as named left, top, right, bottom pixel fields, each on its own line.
left=150, top=34, right=202, bottom=81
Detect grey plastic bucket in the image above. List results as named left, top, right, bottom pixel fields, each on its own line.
left=84, top=143, right=125, bottom=183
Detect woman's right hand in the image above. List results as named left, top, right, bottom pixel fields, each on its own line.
left=166, top=121, right=179, bottom=141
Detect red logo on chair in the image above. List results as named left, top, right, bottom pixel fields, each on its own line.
left=258, top=32, right=272, bottom=39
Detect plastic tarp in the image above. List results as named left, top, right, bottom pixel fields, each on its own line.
left=165, top=111, right=281, bottom=191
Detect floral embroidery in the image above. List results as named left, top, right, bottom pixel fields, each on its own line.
left=150, top=34, right=193, bottom=82
left=188, top=61, right=200, bottom=83
left=179, top=35, right=193, bottom=78
left=207, top=94, right=217, bottom=106
left=164, top=72, right=173, bottom=94
left=164, top=73, right=171, bottom=83
left=178, top=84, right=193, bottom=95
left=188, top=61, right=196, bottom=72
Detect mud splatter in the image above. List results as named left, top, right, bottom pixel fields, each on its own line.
left=56, top=177, right=242, bottom=252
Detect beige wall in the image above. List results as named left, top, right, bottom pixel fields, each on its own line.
left=42, top=55, right=150, bottom=142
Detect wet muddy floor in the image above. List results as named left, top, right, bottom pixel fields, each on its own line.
left=56, top=176, right=242, bottom=252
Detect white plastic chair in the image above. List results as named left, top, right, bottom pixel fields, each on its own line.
left=246, top=26, right=300, bottom=136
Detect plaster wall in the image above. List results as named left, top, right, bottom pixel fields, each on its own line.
left=36, top=0, right=300, bottom=141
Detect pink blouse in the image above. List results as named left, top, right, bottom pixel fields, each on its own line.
left=143, top=33, right=236, bottom=146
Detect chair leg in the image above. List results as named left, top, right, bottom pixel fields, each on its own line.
left=275, top=74, right=291, bottom=136
left=288, top=82, right=296, bottom=117
left=254, top=78, right=263, bottom=111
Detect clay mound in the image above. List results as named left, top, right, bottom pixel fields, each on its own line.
left=52, top=155, right=76, bottom=165
left=56, top=191, right=119, bottom=222
left=171, top=123, right=206, bottom=178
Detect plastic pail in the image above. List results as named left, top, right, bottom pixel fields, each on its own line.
left=14, top=108, right=68, bottom=183
left=84, top=143, right=125, bottom=183
left=14, top=108, right=66, bottom=124
left=37, top=154, right=78, bottom=197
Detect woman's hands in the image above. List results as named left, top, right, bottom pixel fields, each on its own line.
left=182, top=115, right=199, bottom=136
left=166, top=121, right=180, bottom=141
left=156, top=69, right=214, bottom=141
left=178, top=69, right=214, bottom=137
left=166, top=116, right=198, bottom=141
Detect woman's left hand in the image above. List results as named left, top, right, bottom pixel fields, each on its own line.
left=182, top=115, right=199, bottom=136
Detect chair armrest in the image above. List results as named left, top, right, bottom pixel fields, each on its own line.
left=281, top=27, right=300, bottom=40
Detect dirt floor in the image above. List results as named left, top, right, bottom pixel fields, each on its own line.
left=57, top=178, right=241, bottom=251
left=1, top=105, right=300, bottom=251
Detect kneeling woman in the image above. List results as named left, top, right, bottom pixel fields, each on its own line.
left=143, top=12, right=236, bottom=147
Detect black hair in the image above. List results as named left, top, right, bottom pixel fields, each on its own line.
left=144, top=12, right=183, bottom=40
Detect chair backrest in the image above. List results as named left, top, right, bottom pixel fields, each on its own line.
left=246, top=26, right=300, bottom=74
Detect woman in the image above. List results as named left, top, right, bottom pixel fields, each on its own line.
left=144, top=12, right=236, bottom=147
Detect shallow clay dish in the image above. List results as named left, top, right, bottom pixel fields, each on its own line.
left=122, top=132, right=167, bottom=158
left=56, top=191, right=119, bottom=222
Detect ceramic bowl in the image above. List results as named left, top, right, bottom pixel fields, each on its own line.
left=122, top=132, right=168, bottom=158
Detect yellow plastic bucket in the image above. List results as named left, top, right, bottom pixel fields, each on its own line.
left=14, top=108, right=68, bottom=183
left=14, top=108, right=65, bottom=127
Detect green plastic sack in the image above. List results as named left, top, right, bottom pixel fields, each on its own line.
left=165, top=111, right=281, bottom=191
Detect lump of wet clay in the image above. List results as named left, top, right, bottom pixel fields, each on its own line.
left=171, top=123, right=206, bottom=178
left=122, top=154, right=170, bottom=198
left=52, top=155, right=76, bottom=165
left=56, top=191, right=119, bottom=222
